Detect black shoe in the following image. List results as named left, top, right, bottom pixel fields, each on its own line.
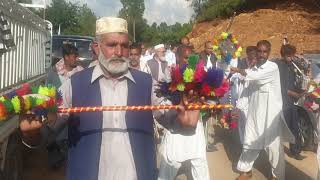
left=288, top=152, right=306, bottom=160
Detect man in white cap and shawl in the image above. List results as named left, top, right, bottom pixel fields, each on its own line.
left=143, top=44, right=170, bottom=82
left=19, top=17, right=202, bottom=180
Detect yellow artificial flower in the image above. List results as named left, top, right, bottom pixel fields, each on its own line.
left=11, top=96, right=21, bottom=113
left=177, top=83, right=185, bottom=91
left=0, top=96, right=5, bottom=102
left=221, top=32, right=229, bottom=39
left=23, top=97, right=32, bottom=111
left=235, top=51, right=241, bottom=58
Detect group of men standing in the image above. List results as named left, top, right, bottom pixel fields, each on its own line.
left=18, top=16, right=317, bottom=180
left=127, top=40, right=210, bottom=180
left=231, top=40, right=315, bottom=180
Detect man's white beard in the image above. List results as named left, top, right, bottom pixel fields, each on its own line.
left=158, top=56, right=166, bottom=62
left=98, top=52, right=129, bottom=76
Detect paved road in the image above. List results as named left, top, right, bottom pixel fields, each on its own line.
left=205, top=128, right=317, bottom=180
left=23, top=127, right=318, bottom=180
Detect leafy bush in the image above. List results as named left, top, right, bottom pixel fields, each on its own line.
left=197, top=0, right=246, bottom=22
left=140, top=22, right=192, bottom=46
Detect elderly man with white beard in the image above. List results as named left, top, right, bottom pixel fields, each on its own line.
left=144, top=44, right=170, bottom=82
left=19, top=17, right=202, bottom=180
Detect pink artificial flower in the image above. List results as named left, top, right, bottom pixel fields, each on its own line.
left=230, top=121, right=238, bottom=129
left=194, top=60, right=206, bottom=83
left=304, top=101, right=313, bottom=108
left=214, top=79, right=229, bottom=97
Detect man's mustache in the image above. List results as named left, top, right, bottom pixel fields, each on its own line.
left=108, top=57, right=129, bottom=63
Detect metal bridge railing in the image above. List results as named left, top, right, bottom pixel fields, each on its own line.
left=0, top=0, right=51, bottom=92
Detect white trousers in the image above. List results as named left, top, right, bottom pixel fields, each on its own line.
left=317, top=144, right=320, bottom=180
left=237, top=137, right=285, bottom=180
left=158, top=155, right=210, bottom=180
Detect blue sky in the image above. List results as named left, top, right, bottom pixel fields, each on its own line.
left=33, top=0, right=193, bottom=25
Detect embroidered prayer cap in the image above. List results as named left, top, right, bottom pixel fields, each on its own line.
left=96, top=17, right=128, bottom=35
left=154, top=44, right=165, bottom=50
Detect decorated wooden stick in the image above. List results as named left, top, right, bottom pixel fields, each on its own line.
left=58, top=104, right=233, bottom=113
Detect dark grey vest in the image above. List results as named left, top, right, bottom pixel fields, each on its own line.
left=147, top=58, right=168, bottom=80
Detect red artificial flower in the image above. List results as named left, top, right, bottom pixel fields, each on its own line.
left=16, top=83, right=31, bottom=96
left=169, top=82, right=178, bottom=92
left=171, top=65, right=183, bottom=84
left=223, top=112, right=231, bottom=119
left=46, top=98, right=56, bottom=108
left=214, top=80, right=229, bottom=97
left=0, top=102, right=7, bottom=120
left=200, top=83, right=211, bottom=96
left=185, top=83, right=196, bottom=92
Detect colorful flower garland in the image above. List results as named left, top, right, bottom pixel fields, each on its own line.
left=0, top=65, right=231, bottom=127
left=0, top=84, right=62, bottom=121
left=156, top=54, right=230, bottom=104
left=304, top=81, right=320, bottom=112
left=212, top=32, right=243, bottom=64
left=219, top=112, right=237, bottom=129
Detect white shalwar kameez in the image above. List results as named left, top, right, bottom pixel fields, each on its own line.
left=234, top=73, right=248, bottom=144
left=316, top=112, right=320, bottom=180
left=236, top=60, right=294, bottom=180
left=314, top=77, right=320, bottom=180
left=158, top=120, right=209, bottom=180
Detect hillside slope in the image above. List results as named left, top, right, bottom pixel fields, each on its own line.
left=188, top=2, right=320, bottom=57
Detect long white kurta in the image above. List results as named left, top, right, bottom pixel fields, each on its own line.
left=158, top=120, right=209, bottom=180
left=160, top=120, right=207, bottom=162
left=243, top=60, right=290, bottom=149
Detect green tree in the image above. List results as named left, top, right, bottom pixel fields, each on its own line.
left=45, top=0, right=96, bottom=36
left=198, top=0, right=246, bottom=21
left=158, top=22, right=168, bottom=32
left=119, top=0, right=145, bottom=42
left=16, top=0, right=32, bottom=3
left=139, top=22, right=192, bottom=46
left=187, top=0, right=206, bottom=17
left=46, top=0, right=79, bottom=34
left=63, top=4, right=96, bottom=36
left=188, top=0, right=272, bottom=22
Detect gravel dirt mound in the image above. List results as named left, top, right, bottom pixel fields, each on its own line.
left=188, top=2, right=320, bottom=57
